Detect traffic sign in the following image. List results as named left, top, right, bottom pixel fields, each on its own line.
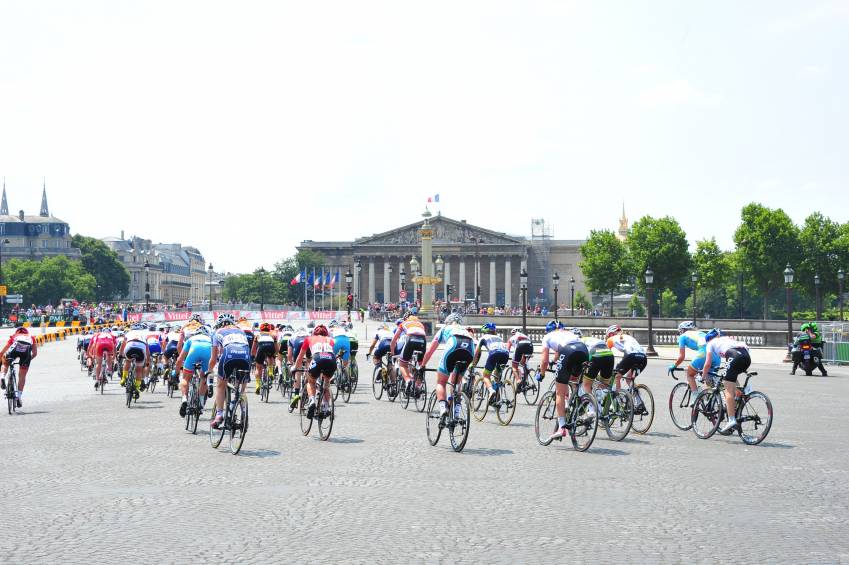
left=0, top=285, right=6, bottom=296
left=6, top=294, right=22, bottom=304
left=399, top=290, right=408, bottom=300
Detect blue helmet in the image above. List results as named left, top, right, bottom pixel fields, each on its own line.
left=705, top=328, right=722, bottom=342
left=545, top=320, right=558, bottom=333
left=481, top=322, right=497, bottom=334
left=557, top=321, right=567, bottom=329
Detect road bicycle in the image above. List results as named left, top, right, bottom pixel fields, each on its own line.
left=258, top=362, right=275, bottom=403
left=334, top=353, right=353, bottom=404
left=3, top=360, right=20, bottom=414
left=534, top=367, right=599, bottom=452
left=209, top=369, right=249, bottom=454
left=691, top=370, right=773, bottom=445
left=619, top=366, right=654, bottom=434
left=94, top=352, right=111, bottom=395
left=425, top=361, right=472, bottom=453
left=277, top=361, right=293, bottom=399
left=506, top=354, right=542, bottom=405
left=299, top=368, right=335, bottom=441
left=124, top=359, right=141, bottom=408
left=184, top=362, right=204, bottom=434
left=399, top=351, right=428, bottom=412
left=470, top=362, right=517, bottom=426
left=590, top=378, right=633, bottom=441
left=371, top=354, right=400, bottom=402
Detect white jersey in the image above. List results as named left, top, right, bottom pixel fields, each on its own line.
left=374, top=329, right=394, bottom=342
left=507, top=332, right=530, bottom=352
left=165, top=331, right=181, bottom=344
left=607, top=334, right=645, bottom=355
left=124, top=330, right=147, bottom=343
left=541, top=330, right=581, bottom=352
left=330, top=326, right=346, bottom=338
left=705, top=336, right=748, bottom=358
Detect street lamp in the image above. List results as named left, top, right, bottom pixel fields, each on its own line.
left=0, top=238, right=9, bottom=325
left=258, top=267, right=266, bottom=311
left=784, top=264, right=794, bottom=360
left=207, top=263, right=214, bottom=311
left=839, top=268, right=845, bottom=321
left=345, top=268, right=353, bottom=320
left=400, top=267, right=406, bottom=296
left=691, top=271, right=699, bottom=326
left=388, top=264, right=393, bottom=304
left=470, top=237, right=483, bottom=311
left=570, top=276, right=575, bottom=317
left=552, top=272, right=560, bottom=322
left=814, top=273, right=822, bottom=322
left=435, top=255, right=444, bottom=303
left=355, top=260, right=362, bottom=308
left=144, top=258, right=150, bottom=312
left=410, top=257, right=420, bottom=306
left=645, top=267, right=657, bottom=356
left=520, top=267, right=528, bottom=332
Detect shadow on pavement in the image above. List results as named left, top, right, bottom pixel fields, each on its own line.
left=462, top=448, right=514, bottom=456
left=644, top=431, right=679, bottom=439
left=621, top=436, right=651, bottom=445
left=753, top=441, right=795, bottom=449
left=239, top=449, right=282, bottom=458
left=329, top=436, right=365, bottom=444
left=588, top=447, right=628, bottom=457
left=14, top=410, right=50, bottom=416
left=130, top=402, right=163, bottom=410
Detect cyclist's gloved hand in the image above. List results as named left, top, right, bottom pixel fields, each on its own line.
left=668, top=364, right=677, bottom=371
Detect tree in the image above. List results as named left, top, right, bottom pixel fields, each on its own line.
left=626, top=293, right=646, bottom=317
left=71, top=234, right=130, bottom=300
left=627, top=216, right=691, bottom=294
left=5, top=257, right=96, bottom=305
left=579, top=230, right=630, bottom=300
left=733, top=203, right=801, bottom=319
left=692, top=238, right=732, bottom=318
left=797, top=213, right=844, bottom=305
left=659, top=288, right=682, bottom=318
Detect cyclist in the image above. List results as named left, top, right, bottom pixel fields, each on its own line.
left=0, top=327, right=38, bottom=407
left=507, top=327, right=536, bottom=390
left=277, top=324, right=293, bottom=374
left=366, top=323, right=394, bottom=369
left=420, top=313, right=476, bottom=418
left=345, top=322, right=359, bottom=363
left=252, top=322, right=279, bottom=394
left=579, top=328, right=615, bottom=395
left=389, top=313, right=428, bottom=395
left=670, top=321, right=719, bottom=404
left=176, top=314, right=204, bottom=351
left=209, top=314, right=252, bottom=429
left=329, top=320, right=352, bottom=373
left=703, top=329, right=751, bottom=434
left=471, top=322, right=509, bottom=403
left=144, top=323, right=164, bottom=388
left=606, top=324, right=647, bottom=391
left=80, top=329, right=95, bottom=370
left=89, top=328, right=116, bottom=390
left=539, top=320, right=589, bottom=440
left=287, top=326, right=310, bottom=412
left=120, top=324, right=150, bottom=400
left=176, top=325, right=213, bottom=417
left=163, top=325, right=182, bottom=379
left=237, top=317, right=254, bottom=358
left=293, top=324, right=336, bottom=419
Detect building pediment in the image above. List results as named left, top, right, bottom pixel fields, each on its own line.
left=355, top=215, right=523, bottom=247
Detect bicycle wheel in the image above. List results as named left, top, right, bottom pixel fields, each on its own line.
left=341, top=374, right=352, bottom=404
left=387, top=369, right=400, bottom=402
left=669, top=382, right=694, bottom=431
left=229, top=395, right=249, bottom=454
left=448, top=393, right=471, bottom=452
left=570, top=394, right=599, bottom=452
left=350, top=362, right=359, bottom=394
left=495, top=378, right=517, bottom=426
left=534, top=391, right=558, bottom=446
left=317, top=392, right=334, bottom=441
left=471, top=376, right=488, bottom=422
left=522, top=370, right=541, bottom=405
left=100, top=372, right=106, bottom=395
left=691, top=390, right=722, bottom=439
left=738, top=391, right=773, bottom=445
left=372, top=366, right=384, bottom=400
left=603, top=391, right=633, bottom=442
left=260, top=377, right=269, bottom=403
left=209, top=395, right=227, bottom=449
left=401, top=376, right=411, bottom=410
left=630, top=384, right=654, bottom=435
left=425, top=391, right=442, bottom=446
left=414, top=376, right=428, bottom=413
left=148, top=375, right=157, bottom=394
left=125, top=381, right=133, bottom=408
left=299, top=390, right=313, bottom=436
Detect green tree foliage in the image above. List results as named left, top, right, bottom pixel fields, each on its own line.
left=692, top=238, right=732, bottom=318
left=223, top=250, right=326, bottom=306
left=797, top=213, right=845, bottom=301
left=579, top=230, right=630, bottom=297
left=733, top=203, right=800, bottom=319
left=71, top=234, right=130, bottom=300
left=627, top=216, right=690, bottom=293
left=659, top=288, right=682, bottom=318
left=626, top=293, right=646, bottom=317
left=5, top=257, right=96, bottom=304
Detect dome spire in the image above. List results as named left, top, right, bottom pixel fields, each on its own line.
left=40, top=177, right=49, bottom=217
left=1, top=177, right=7, bottom=215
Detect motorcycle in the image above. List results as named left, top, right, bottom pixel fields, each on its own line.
left=790, top=334, right=822, bottom=376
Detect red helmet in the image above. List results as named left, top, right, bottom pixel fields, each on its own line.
left=14, top=326, right=29, bottom=334
left=259, top=322, right=274, bottom=332
left=605, top=324, right=621, bottom=338
left=313, top=324, right=329, bottom=337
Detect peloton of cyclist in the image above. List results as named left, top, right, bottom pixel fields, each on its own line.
left=703, top=328, right=751, bottom=434
left=420, top=313, right=476, bottom=418
left=0, top=326, right=38, bottom=407
left=471, top=322, right=510, bottom=403
left=539, top=320, right=589, bottom=440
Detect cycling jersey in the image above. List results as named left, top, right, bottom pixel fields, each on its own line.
left=606, top=334, right=645, bottom=355
left=92, top=333, right=116, bottom=356
left=254, top=331, right=277, bottom=365
left=303, top=335, right=337, bottom=378
left=331, top=327, right=351, bottom=361
left=289, top=331, right=309, bottom=360
left=182, top=333, right=213, bottom=373
left=678, top=330, right=705, bottom=351
left=705, top=336, right=748, bottom=358
left=214, top=327, right=251, bottom=380
left=146, top=332, right=163, bottom=355
left=507, top=332, right=530, bottom=352
left=581, top=336, right=613, bottom=358
left=181, top=321, right=202, bottom=340
left=5, top=334, right=35, bottom=368
left=123, top=330, right=149, bottom=363
left=541, top=330, right=581, bottom=352
left=431, top=325, right=475, bottom=375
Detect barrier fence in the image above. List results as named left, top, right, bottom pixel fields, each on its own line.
left=822, top=323, right=849, bottom=365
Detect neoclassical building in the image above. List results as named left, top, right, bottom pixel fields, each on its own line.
left=0, top=181, right=81, bottom=261
left=299, top=214, right=588, bottom=308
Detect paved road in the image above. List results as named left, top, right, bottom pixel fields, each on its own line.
left=2, top=338, right=848, bottom=564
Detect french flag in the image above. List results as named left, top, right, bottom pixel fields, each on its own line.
left=427, top=194, right=440, bottom=203
left=290, top=271, right=303, bottom=285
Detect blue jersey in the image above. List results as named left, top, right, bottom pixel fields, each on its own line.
left=214, top=326, right=250, bottom=354
left=432, top=325, right=476, bottom=356
left=678, top=330, right=706, bottom=352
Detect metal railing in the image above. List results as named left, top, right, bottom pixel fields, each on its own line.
left=821, top=323, right=849, bottom=365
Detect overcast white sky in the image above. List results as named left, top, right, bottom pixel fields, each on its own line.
left=1, top=1, right=847, bottom=273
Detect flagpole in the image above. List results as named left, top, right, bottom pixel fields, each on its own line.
left=303, top=268, right=307, bottom=312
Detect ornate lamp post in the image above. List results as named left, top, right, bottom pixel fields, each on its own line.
left=0, top=238, right=9, bottom=324
left=784, top=264, right=794, bottom=361
left=207, top=263, right=214, bottom=310
left=409, top=257, right=419, bottom=303
left=355, top=260, right=362, bottom=308
left=435, top=255, right=444, bottom=304
left=814, top=273, right=822, bottom=321
left=520, top=267, right=528, bottom=332
left=400, top=267, right=406, bottom=306
left=691, top=271, right=699, bottom=326
left=839, top=268, right=845, bottom=321
left=570, top=276, right=575, bottom=317
left=387, top=264, right=393, bottom=305
left=552, top=272, right=560, bottom=322
left=645, top=267, right=657, bottom=356
left=144, top=258, right=150, bottom=312
left=345, top=268, right=353, bottom=320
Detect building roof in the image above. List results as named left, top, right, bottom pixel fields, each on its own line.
left=0, top=214, right=69, bottom=224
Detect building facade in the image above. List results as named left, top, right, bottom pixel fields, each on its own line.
left=298, top=214, right=588, bottom=309
left=0, top=181, right=81, bottom=261
left=102, top=233, right=207, bottom=305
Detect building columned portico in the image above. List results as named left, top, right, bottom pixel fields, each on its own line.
left=299, top=214, right=587, bottom=309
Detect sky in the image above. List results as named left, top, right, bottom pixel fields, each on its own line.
left=1, top=1, right=847, bottom=273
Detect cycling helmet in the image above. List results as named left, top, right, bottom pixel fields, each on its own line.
left=253, top=322, right=260, bottom=329
left=345, top=322, right=354, bottom=331
left=704, top=328, right=721, bottom=342
left=557, top=321, right=568, bottom=329
left=510, top=327, right=520, bottom=335
left=111, top=326, right=120, bottom=332
left=195, top=325, right=211, bottom=336
left=481, top=322, right=496, bottom=334
left=313, top=324, right=329, bottom=337
left=14, top=326, right=29, bottom=334
left=394, top=318, right=404, bottom=326
left=147, top=323, right=157, bottom=331
left=190, top=313, right=203, bottom=323
left=217, top=313, right=235, bottom=327
left=545, top=320, right=558, bottom=333
left=307, top=321, right=316, bottom=329
left=571, top=327, right=583, bottom=337
left=677, top=321, right=697, bottom=333
left=444, top=313, right=463, bottom=325
left=605, top=324, right=621, bottom=338
left=329, top=320, right=339, bottom=328
left=259, top=322, right=274, bottom=332
left=157, top=325, right=166, bottom=332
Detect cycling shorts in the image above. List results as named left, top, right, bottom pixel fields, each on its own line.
left=124, top=341, right=148, bottom=364
left=255, top=342, right=276, bottom=366
left=484, top=349, right=510, bottom=373
left=400, top=335, right=427, bottom=364
left=5, top=346, right=33, bottom=369
left=723, top=348, right=751, bottom=382
left=438, top=336, right=474, bottom=375
left=147, top=342, right=162, bottom=355
left=374, top=338, right=391, bottom=359
left=615, top=352, right=647, bottom=376
left=218, top=345, right=251, bottom=381
left=183, top=342, right=212, bottom=374
left=512, top=341, right=533, bottom=363
left=94, top=342, right=115, bottom=358
left=164, top=342, right=179, bottom=359
left=689, top=353, right=719, bottom=372
left=555, top=342, right=589, bottom=384
left=308, top=352, right=337, bottom=379
left=349, top=338, right=359, bottom=354
left=333, top=335, right=351, bottom=362
left=584, top=355, right=615, bottom=384
left=290, top=337, right=306, bottom=360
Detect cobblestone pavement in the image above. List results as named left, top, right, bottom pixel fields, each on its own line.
left=2, top=339, right=848, bottom=564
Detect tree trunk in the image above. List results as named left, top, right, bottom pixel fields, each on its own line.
left=762, top=286, right=769, bottom=321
